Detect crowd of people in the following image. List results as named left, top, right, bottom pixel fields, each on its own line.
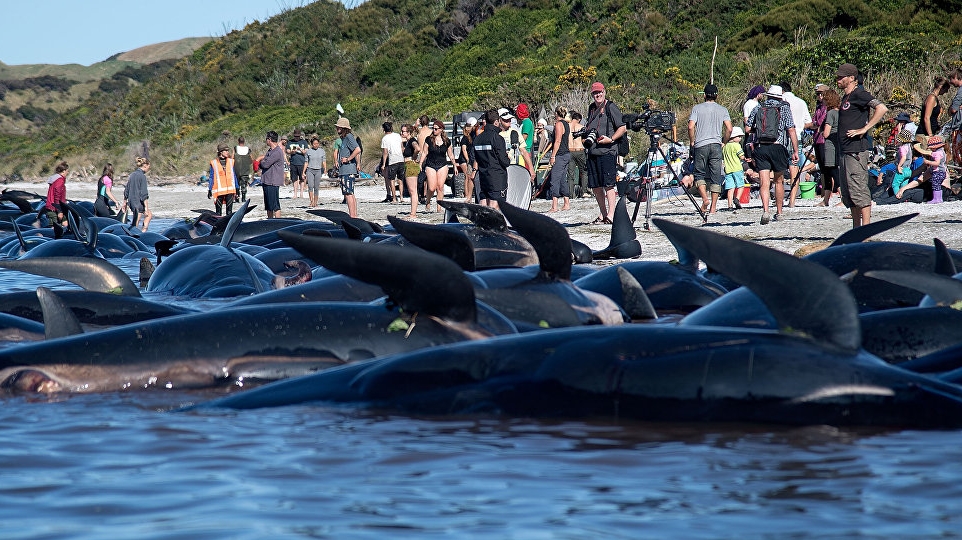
left=680, top=63, right=962, bottom=229
left=47, top=62, right=961, bottom=233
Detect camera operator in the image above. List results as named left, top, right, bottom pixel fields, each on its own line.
left=584, top=81, right=626, bottom=224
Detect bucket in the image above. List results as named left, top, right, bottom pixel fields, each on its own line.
left=739, top=188, right=750, bottom=204
left=799, top=181, right=817, bottom=199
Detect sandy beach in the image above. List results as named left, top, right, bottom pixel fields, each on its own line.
left=7, top=176, right=961, bottom=260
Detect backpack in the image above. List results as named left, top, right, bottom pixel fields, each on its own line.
left=601, top=101, right=631, bottom=157
left=754, top=103, right=782, bottom=144
left=233, top=148, right=253, bottom=177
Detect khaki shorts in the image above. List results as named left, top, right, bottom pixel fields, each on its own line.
left=405, top=160, right=421, bottom=178
left=839, top=151, right=871, bottom=208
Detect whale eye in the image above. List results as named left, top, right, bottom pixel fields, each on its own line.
left=1, top=369, right=62, bottom=393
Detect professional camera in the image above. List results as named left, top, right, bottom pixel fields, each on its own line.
left=624, top=102, right=676, bottom=134
left=572, top=127, right=599, bottom=148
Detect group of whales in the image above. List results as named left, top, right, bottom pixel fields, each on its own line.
left=0, top=187, right=961, bottom=427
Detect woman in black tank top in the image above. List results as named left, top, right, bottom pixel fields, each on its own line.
left=547, top=106, right=572, bottom=212
left=923, top=77, right=951, bottom=136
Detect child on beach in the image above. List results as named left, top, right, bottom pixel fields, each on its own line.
left=722, top=127, right=748, bottom=211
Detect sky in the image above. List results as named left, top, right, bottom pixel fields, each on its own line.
left=0, top=1, right=310, bottom=66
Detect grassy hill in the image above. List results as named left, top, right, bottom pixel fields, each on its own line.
left=0, top=37, right=213, bottom=140
left=2, top=0, right=961, bottom=178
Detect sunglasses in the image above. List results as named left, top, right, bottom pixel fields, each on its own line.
left=432, top=127, right=442, bottom=130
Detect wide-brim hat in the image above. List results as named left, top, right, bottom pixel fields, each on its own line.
left=895, top=129, right=913, bottom=144
left=766, top=85, right=783, bottom=99
left=893, top=112, right=912, bottom=123
left=914, top=140, right=933, bottom=156
left=335, top=117, right=351, bottom=129
left=729, top=126, right=745, bottom=139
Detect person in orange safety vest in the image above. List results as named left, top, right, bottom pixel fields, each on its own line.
left=208, top=143, right=239, bottom=216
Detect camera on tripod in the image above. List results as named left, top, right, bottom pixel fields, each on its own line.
left=623, top=102, right=676, bottom=134
left=571, top=127, right=599, bottom=148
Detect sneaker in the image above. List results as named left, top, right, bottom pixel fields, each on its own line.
left=771, top=213, right=780, bottom=222
left=760, top=212, right=771, bottom=225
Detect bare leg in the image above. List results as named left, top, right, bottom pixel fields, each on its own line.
left=346, top=194, right=358, bottom=218
left=604, top=186, right=616, bottom=221
left=772, top=172, right=785, bottom=216
left=405, top=175, right=418, bottom=218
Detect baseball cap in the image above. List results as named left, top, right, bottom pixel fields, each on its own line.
left=466, top=116, right=478, bottom=126
left=836, top=63, right=859, bottom=78
left=590, top=81, right=605, bottom=93
left=498, top=107, right=513, bottom=120
left=704, top=83, right=718, bottom=96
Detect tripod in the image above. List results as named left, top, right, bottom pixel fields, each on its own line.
left=630, top=131, right=708, bottom=230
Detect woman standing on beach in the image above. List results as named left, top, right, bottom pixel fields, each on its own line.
left=922, top=77, right=951, bottom=137
left=419, top=119, right=456, bottom=212
left=259, top=131, right=286, bottom=218
left=547, top=106, right=571, bottom=213
left=817, top=89, right=841, bottom=207
left=401, top=124, right=421, bottom=218
left=94, top=162, right=124, bottom=217
left=125, top=157, right=152, bottom=231
left=41, top=161, right=69, bottom=228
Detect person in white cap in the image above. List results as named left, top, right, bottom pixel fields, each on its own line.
left=745, top=84, right=798, bottom=225
left=722, top=127, right=748, bottom=211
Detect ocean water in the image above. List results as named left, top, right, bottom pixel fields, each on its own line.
left=1, top=223, right=962, bottom=538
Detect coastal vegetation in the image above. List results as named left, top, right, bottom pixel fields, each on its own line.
left=0, top=0, right=960, bottom=177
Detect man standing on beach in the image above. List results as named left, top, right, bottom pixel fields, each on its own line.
left=687, top=83, right=732, bottom=216
left=259, top=131, right=286, bottom=218
left=473, top=109, right=512, bottom=209
left=836, top=63, right=888, bottom=228
left=745, top=85, right=797, bottom=224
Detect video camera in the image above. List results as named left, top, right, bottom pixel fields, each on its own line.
left=624, top=102, right=676, bottom=134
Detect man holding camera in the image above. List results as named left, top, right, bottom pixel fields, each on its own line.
left=584, top=82, right=626, bottom=224
left=687, top=83, right=732, bottom=217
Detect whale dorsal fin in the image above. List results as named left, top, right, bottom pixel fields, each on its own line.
left=499, top=202, right=571, bottom=281
left=654, top=218, right=860, bottom=353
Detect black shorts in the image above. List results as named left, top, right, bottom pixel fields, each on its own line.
left=262, top=185, right=281, bottom=211
left=385, top=162, right=404, bottom=182
left=479, top=174, right=507, bottom=202
left=587, top=154, right=618, bottom=189
left=752, top=144, right=789, bottom=173
left=290, top=164, right=306, bottom=182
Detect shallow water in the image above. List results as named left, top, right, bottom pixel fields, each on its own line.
left=2, top=224, right=962, bottom=538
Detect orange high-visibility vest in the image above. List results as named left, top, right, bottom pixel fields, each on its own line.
left=210, top=158, right=236, bottom=197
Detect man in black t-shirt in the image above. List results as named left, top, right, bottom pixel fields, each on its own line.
left=835, top=63, right=888, bottom=228
left=473, top=110, right=512, bottom=209
left=286, top=129, right=309, bottom=201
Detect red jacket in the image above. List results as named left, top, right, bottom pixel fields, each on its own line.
left=44, top=175, right=67, bottom=212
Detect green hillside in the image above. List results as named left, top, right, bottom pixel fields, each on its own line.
left=2, top=0, right=961, bottom=177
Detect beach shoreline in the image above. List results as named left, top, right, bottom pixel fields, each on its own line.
left=5, top=176, right=960, bottom=261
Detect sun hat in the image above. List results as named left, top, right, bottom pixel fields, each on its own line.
left=766, top=85, right=784, bottom=99
left=335, top=117, right=351, bottom=129
left=590, top=81, right=605, bottom=93
left=914, top=138, right=933, bottom=156
left=927, top=135, right=945, bottom=149
left=893, top=112, right=912, bottom=124
left=895, top=129, right=913, bottom=144
left=729, top=127, right=745, bottom=139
